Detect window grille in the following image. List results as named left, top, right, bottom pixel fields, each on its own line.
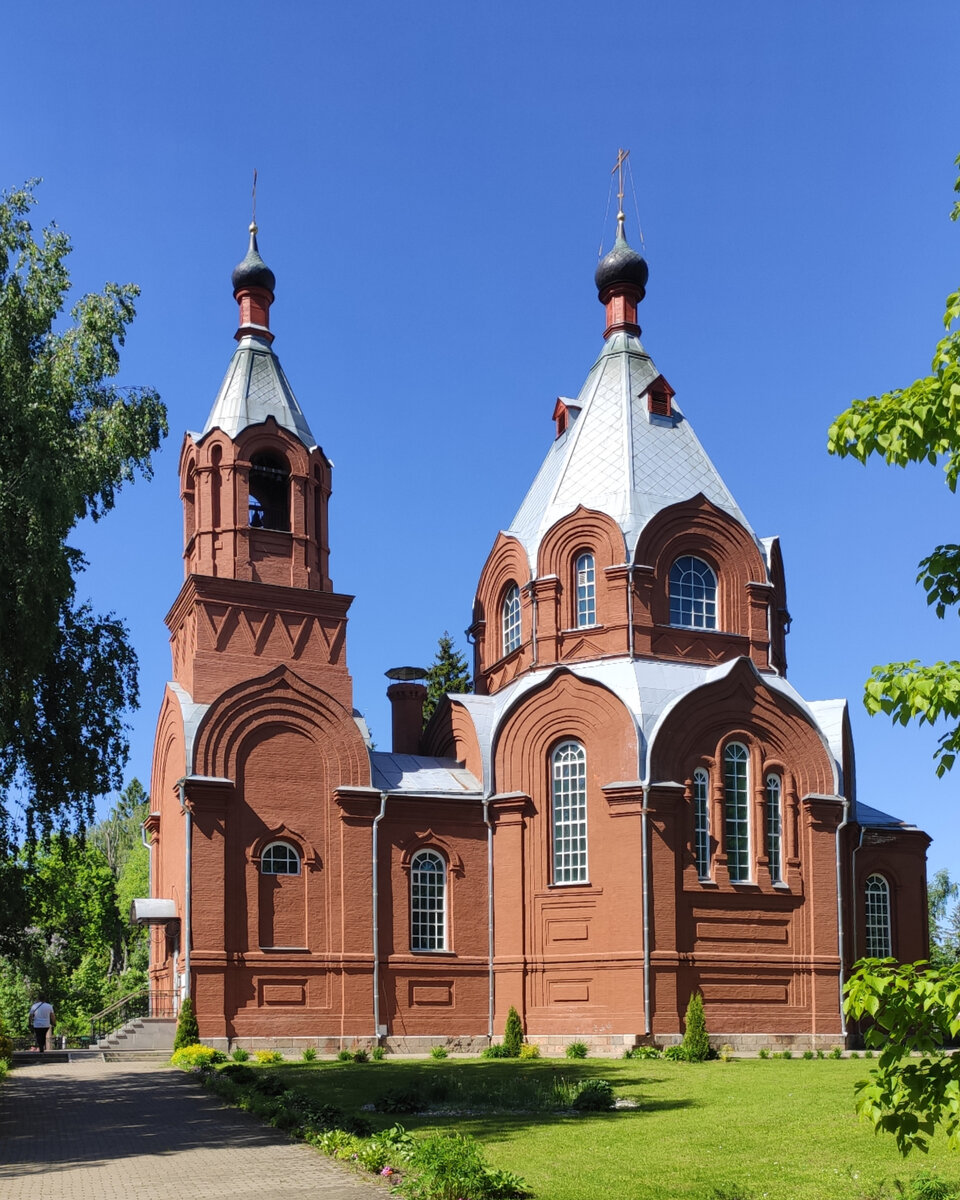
left=260, top=842, right=301, bottom=875
left=411, top=851, right=446, bottom=952
left=765, top=774, right=782, bottom=883
left=669, top=556, right=717, bottom=629
left=693, top=768, right=710, bottom=880
left=865, top=874, right=892, bottom=957
left=575, top=552, right=596, bottom=627
left=552, top=741, right=588, bottom=884
left=502, top=584, right=521, bottom=655
left=724, top=743, right=750, bottom=882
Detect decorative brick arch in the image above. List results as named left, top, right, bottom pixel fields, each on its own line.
left=634, top=494, right=769, bottom=637
left=398, top=830, right=465, bottom=877
left=472, top=532, right=532, bottom=691
left=649, top=659, right=836, bottom=797
left=493, top=669, right=638, bottom=796
left=151, top=687, right=188, bottom=800
left=249, top=823, right=322, bottom=870
left=536, top=507, right=627, bottom=632
left=235, top=418, right=314, bottom=480
left=192, top=664, right=370, bottom=786
left=422, top=697, right=484, bottom=787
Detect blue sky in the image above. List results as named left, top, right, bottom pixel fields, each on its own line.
left=6, top=1, right=960, bottom=874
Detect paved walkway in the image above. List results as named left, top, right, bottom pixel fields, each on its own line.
left=0, top=1058, right=381, bottom=1199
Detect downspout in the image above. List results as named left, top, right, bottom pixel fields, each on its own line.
left=527, top=581, right=538, bottom=667
left=179, top=779, right=191, bottom=1005
left=141, top=822, right=153, bottom=1012
left=850, top=826, right=867, bottom=963
left=627, top=563, right=635, bottom=661
left=372, top=792, right=388, bottom=1041
left=641, top=783, right=652, bottom=1036
left=834, top=796, right=850, bottom=1037
left=483, top=796, right=495, bottom=1040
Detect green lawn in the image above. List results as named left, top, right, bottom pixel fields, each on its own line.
left=265, top=1057, right=960, bottom=1200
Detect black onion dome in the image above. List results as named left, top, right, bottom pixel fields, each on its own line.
left=232, top=225, right=276, bottom=294
left=595, top=216, right=648, bottom=298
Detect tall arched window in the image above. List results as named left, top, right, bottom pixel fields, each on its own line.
left=693, top=768, right=711, bottom=880
left=552, top=741, right=588, bottom=884
left=669, top=556, right=717, bottom=629
left=502, top=584, right=521, bottom=656
left=865, top=874, right=892, bottom=957
left=258, top=841, right=304, bottom=949
left=765, top=774, right=782, bottom=884
left=724, top=742, right=750, bottom=882
left=248, top=453, right=290, bottom=531
left=411, top=850, right=446, bottom=952
left=575, top=552, right=596, bottom=627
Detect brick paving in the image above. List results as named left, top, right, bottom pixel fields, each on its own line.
left=0, top=1058, right=381, bottom=1199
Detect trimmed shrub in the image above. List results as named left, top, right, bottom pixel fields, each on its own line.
left=518, top=1043, right=540, bottom=1060
left=171, top=1043, right=226, bottom=1069
left=172, top=998, right=200, bottom=1051
left=503, top=1005, right=524, bottom=1057
left=681, top=991, right=711, bottom=1062
left=565, top=1040, right=588, bottom=1059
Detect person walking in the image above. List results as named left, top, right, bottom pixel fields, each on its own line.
left=28, top=995, right=55, bottom=1053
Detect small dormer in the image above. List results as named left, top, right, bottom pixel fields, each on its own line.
left=645, top=374, right=675, bottom=420
left=552, top=397, right=582, bottom=439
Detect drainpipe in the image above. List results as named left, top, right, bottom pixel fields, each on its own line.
left=627, top=563, right=635, bottom=660
left=527, top=581, right=538, bottom=667
left=834, top=796, right=851, bottom=1037
left=141, top=822, right=153, bottom=1013
left=372, top=792, right=388, bottom=1041
left=641, top=783, right=652, bottom=1036
left=483, top=796, right=495, bottom=1040
left=179, top=779, right=191, bottom=1006
left=850, top=826, right=867, bottom=963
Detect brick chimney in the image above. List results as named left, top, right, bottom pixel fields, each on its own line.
left=387, top=682, right=427, bottom=754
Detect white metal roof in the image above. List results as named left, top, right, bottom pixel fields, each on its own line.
left=369, top=752, right=482, bottom=796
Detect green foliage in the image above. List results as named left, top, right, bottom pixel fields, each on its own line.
left=173, top=998, right=200, bottom=1051
left=0, top=1011, right=12, bottom=1063
left=254, top=1048, right=283, bottom=1064
left=565, top=1040, right=588, bottom=1059
left=353, top=1047, right=369, bottom=1063
left=625, top=1044, right=662, bottom=1059
left=503, top=1005, right=524, bottom=1057
left=802, top=1049, right=815, bottom=1060
left=422, top=632, right=472, bottom=726
left=844, top=958, right=960, bottom=1154
left=301, top=1046, right=317, bottom=1062
left=231, top=1047, right=250, bottom=1062
left=0, top=185, right=166, bottom=860
left=336, top=1049, right=352, bottom=1062
left=758, top=1047, right=770, bottom=1059
left=830, top=1045, right=843, bottom=1059
left=518, top=1043, right=540, bottom=1060
left=681, top=990, right=712, bottom=1062
left=397, top=1130, right=530, bottom=1200
left=371, top=1045, right=385, bottom=1060
left=571, top=1078, right=615, bottom=1111
left=429, top=1044, right=447, bottom=1060
left=929, top=869, right=960, bottom=965
left=482, top=1042, right=513, bottom=1059
left=827, top=157, right=960, bottom=776
left=664, top=1044, right=688, bottom=1062
left=171, top=1043, right=226, bottom=1069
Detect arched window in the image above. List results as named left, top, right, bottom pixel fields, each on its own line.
left=502, top=583, right=521, bottom=656
left=248, top=453, right=290, bottom=531
left=260, top=841, right=301, bottom=875
left=669, top=556, right=717, bottom=629
left=411, top=850, right=446, bottom=952
left=765, top=774, right=782, bottom=883
left=693, top=768, right=711, bottom=880
left=552, top=740, right=588, bottom=884
left=724, top=742, right=750, bottom=882
left=865, top=874, right=892, bottom=957
left=575, top=552, right=597, bottom=627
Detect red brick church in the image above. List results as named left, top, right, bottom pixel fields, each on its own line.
left=139, top=209, right=929, bottom=1052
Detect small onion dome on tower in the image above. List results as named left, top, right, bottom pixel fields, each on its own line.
left=232, top=223, right=276, bottom=343
left=595, top=212, right=648, bottom=339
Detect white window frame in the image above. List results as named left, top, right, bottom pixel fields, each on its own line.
left=693, top=768, right=711, bottom=880
left=260, top=841, right=301, bottom=875
left=552, top=740, right=588, bottom=885
left=669, top=556, right=718, bottom=630
left=765, top=773, right=782, bottom=883
left=575, top=552, right=597, bottom=628
left=724, top=742, right=750, bottom=882
left=411, top=850, right=447, bottom=952
left=502, top=583, right=521, bottom=656
left=865, top=874, right=892, bottom=957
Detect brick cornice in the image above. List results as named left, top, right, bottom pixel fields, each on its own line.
left=601, top=780, right=645, bottom=817
left=334, top=787, right=384, bottom=824
left=166, top=573, right=354, bottom=635
left=488, top=792, right=534, bottom=826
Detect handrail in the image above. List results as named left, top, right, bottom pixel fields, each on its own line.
left=89, top=989, right=175, bottom=1044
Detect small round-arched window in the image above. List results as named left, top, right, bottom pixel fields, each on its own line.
left=248, top=453, right=290, bottom=532
left=260, top=841, right=301, bottom=875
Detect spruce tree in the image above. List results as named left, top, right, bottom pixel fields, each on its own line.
left=173, top=997, right=200, bottom=1050
left=681, top=990, right=711, bottom=1062
left=503, top=1005, right=524, bottom=1057
left=422, top=632, right=472, bottom=726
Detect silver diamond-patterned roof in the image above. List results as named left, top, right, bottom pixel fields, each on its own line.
left=201, top=333, right=317, bottom=448
left=507, top=331, right=755, bottom=567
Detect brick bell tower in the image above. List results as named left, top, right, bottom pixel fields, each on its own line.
left=169, top=223, right=352, bottom=708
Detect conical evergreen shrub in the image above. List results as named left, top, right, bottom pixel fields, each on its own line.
left=503, top=1005, right=524, bottom=1057
left=681, top=991, right=711, bottom=1062
left=173, top=997, right=200, bottom=1051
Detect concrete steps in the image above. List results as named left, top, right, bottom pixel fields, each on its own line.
left=93, top=1017, right=177, bottom=1054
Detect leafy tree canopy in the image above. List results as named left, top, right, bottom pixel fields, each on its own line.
left=928, top=868, right=960, bottom=967
left=827, top=155, right=960, bottom=775
left=422, top=631, right=472, bottom=726
left=0, top=183, right=166, bottom=848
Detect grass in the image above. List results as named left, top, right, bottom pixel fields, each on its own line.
left=233, top=1057, right=960, bottom=1200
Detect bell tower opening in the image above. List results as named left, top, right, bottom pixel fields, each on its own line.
left=248, top=453, right=290, bottom=531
